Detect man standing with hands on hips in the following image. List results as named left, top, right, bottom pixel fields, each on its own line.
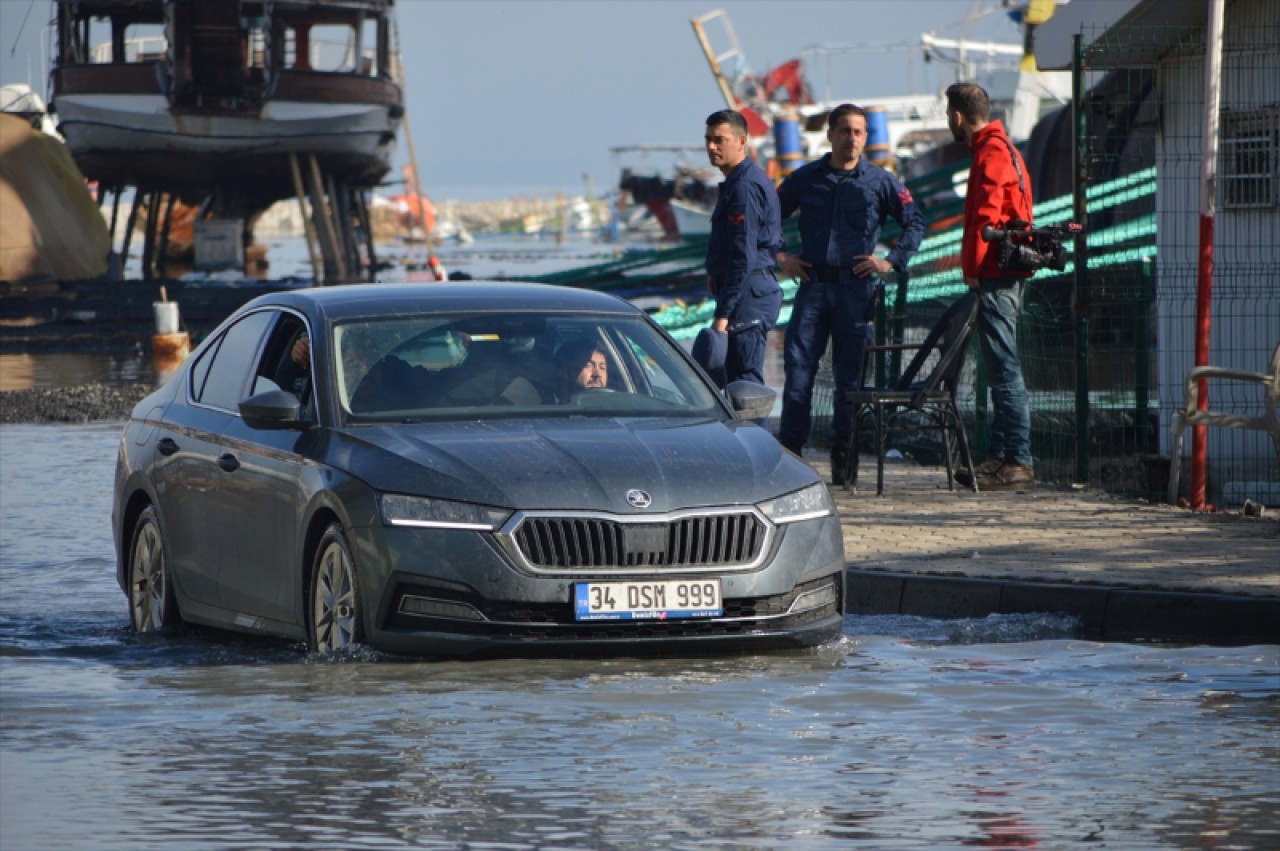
left=703, top=109, right=784, bottom=387
left=775, top=104, right=924, bottom=483
left=946, top=82, right=1035, bottom=490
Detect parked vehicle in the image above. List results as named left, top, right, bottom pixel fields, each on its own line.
left=113, top=283, right=846, bottom=658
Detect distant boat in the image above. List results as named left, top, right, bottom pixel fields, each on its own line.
left=668, top=198, right=712, bottom=237
left=49, top=0, right=404, bottom=223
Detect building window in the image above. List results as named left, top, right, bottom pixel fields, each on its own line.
left=1220, top=108, right=1278, bottom=209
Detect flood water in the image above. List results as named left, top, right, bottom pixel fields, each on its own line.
left=3, top=422, right=1278, bottom=848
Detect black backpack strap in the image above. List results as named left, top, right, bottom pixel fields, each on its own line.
left=997, top=133, right=1027, bottom=198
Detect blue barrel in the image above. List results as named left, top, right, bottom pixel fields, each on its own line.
left=773, top=115, right=804, bottom=179
left=865, top=105, right=892, bottom=167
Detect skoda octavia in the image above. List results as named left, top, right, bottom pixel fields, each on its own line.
left=113, top=283, right=846, bottom=658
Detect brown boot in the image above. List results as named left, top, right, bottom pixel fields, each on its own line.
left=955, top=457, right=1003, bottom=488
left=978, top=461, right=1036, bottom=491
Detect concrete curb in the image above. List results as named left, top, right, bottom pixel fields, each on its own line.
left=846, top=568, right=1280, bottom=645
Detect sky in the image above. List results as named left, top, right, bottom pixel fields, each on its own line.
left=1, top=0, right=1027, bottom=201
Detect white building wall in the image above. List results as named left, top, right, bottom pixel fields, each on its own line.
left=1155, top=0, right=1280, bottom=502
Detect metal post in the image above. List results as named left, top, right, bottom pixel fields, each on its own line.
left=287, top=153, right=322, bottom=283
left=354, top=189, right=377, bottom=281
left=120, top=189, right=141, bottom=279
left=308, top=155, right=345, bottom=283
left=156, top=193, right=177, bottom=279
left=1072, top=34, right=1091, bottom=485
left=889, top=276, right=908, bottom=386
left=875, top=283, right=888, bottom=390
left=108, top=187, right=122, bottom=279
left=1136, top=257, right=1153, bottom=454
left=974, top=339, right=988, bottom=457
left=141, top=191, right=160, bottom=281
left=1190, top=0, right=1226, bottom=509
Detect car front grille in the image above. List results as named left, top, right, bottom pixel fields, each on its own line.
left=511, top=511, right=768, bottom=571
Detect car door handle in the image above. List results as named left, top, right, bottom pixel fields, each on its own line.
left=157, top=437, right=179, bottom=456
left=217, top=453, right=241, bottom=472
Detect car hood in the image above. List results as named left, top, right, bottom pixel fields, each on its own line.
left=334, top=417, right=814, bottom=513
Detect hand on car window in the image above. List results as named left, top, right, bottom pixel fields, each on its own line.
left=291, top=337, right=311, bottom=370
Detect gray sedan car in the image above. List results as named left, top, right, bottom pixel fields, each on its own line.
left=113, top=283, right=846, bottom=658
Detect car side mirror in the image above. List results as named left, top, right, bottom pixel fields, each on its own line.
left=725, top=380, right=776, bottom=421
left=240, top=389, right=308, bottom=430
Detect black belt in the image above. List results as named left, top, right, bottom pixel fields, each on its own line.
left=812, top=265, right=843, bottom=283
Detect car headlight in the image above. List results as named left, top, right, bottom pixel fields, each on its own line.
left=756, top=482, right=834, bottom=524
left=380, top=494, right=512, bottom=531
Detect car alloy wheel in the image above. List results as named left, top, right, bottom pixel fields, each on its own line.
left=129, top=505, right=178, bottom=632
left=310, top=523, right=362, bottom=652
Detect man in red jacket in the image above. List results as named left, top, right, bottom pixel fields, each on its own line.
left=947, top=82, right=1035, bottom=490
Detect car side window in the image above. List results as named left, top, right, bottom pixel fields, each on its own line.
left=252, top=313, right=311, bottom=401
left=194, top=311, right=274, bottom=411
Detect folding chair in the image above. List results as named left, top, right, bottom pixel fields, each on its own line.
left=1167, top=342, right=1280, bottom=505
left=840, top=293, right=980, bottom=495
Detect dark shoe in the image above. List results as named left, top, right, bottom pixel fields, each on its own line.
left=978, top=462, right=1036, bottom=491
left=955, top=457, right=1003, bottom=488
left=830, top=446, right=849, bottom=486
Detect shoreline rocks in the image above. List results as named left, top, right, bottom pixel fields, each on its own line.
left=0, top=382, right=155, bottom=424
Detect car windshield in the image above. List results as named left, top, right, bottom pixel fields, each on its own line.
left=332, top=311, right=725, bottom=424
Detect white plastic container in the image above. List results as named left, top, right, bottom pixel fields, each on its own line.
left=153, top=301, right=180, bottom=335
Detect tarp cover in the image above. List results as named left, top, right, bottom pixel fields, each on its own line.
left=1, top=114, right=109, bottom=282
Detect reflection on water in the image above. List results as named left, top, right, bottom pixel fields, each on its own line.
left=3, top=424, right=1278, bottom=850
left=0, top=351, right=159, bottom=392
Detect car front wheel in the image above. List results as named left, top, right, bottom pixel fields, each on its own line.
left=129, top=505, right=179, bottom=632
left=309, top=523, right=363, bottom=652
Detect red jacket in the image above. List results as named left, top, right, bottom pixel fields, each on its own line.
left=961, top=119, right=1034, bottom=282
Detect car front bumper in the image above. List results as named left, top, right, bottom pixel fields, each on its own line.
left=350, top=511, right=846, bottom=659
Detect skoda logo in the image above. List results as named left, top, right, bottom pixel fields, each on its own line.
left=625, top=489, right=652, bottom=509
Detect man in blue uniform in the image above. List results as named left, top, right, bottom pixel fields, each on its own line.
left=704, top=109, right=784, bottom=386
left=775, top=103, right=925, bottom=483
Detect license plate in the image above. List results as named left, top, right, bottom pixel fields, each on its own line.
left=574, top=579, right=723, bottom=621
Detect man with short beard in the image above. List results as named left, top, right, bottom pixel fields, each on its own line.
left=946, top=82, right=1036, bottom=491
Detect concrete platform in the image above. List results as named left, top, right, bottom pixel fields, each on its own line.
left=817, top=454, right=1280, bottom=645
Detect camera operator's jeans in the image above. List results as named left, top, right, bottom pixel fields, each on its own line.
left=977, top=278, right=1033, bottom=467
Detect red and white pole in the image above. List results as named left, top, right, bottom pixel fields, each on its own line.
left=1190, top=0, right=1225, bottom=510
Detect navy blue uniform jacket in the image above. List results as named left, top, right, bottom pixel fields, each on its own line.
left=777, top=154, right=925, bottom=278
left=706, top=158, right=784, bottom=320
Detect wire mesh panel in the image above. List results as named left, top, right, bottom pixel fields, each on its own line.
left=1080, top=9, right=1280, bottom=506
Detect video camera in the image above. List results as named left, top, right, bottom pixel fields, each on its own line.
left=981, top=220, right=1083, bottom=273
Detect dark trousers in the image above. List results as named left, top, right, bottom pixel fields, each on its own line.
left=780, top=277, right=875, bottom=450
left=724, top=274, right=783, bottom=386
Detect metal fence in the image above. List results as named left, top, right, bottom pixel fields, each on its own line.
left=814, top=11, right=1279, bottom=507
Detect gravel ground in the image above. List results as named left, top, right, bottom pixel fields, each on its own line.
left=0, top=383, right=155, bottom=424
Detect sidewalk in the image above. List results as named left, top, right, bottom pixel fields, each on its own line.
left=817, top=454, right=1280, bottom=644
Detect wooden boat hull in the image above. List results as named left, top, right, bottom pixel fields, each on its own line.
left=53, top=67, right=400, bottom=210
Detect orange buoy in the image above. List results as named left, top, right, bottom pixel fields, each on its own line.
left=152, top=332, right=191, bottom=378
left=428, top=254, right=447, bottom=281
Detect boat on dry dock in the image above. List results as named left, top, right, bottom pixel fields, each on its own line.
left=50, top=0, right=402, bottom=220
left=47, top=0, right=404, bottom=282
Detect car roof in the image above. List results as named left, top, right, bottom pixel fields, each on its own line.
left=253, top=282, right=641, bottom=322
